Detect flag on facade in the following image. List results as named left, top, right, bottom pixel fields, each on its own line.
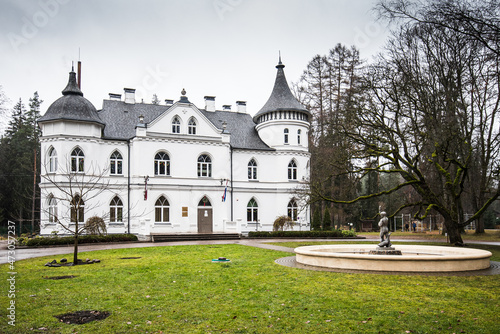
left=222, top=180, right=228, bottom=202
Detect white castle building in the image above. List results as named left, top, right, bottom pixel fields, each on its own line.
left=38, top=58, right=311, bottom=239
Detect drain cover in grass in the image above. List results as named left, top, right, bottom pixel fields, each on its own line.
left=55, top=310, right=110, bottom=324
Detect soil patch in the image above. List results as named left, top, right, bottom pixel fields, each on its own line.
left=119, top=257, right=142, bottom=259
left=54, top=310, right=110, bottom=324
left=44, top=275, right=76, bottom=280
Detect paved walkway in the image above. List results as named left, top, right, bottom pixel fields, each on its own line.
left=1, top=236, right=499, bottom=265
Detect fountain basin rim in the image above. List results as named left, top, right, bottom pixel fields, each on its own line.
left=294, top=244, right=492, bottom=272
left=294, top=244, right=492, bottom=261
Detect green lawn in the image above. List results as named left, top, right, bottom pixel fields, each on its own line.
left=1, top=244, right=499, bottom=333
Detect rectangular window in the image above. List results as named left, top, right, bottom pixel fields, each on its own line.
left=163, top=208, right=169, bottom=222
left=155, top=207, right=161, bottom=222
left=182, top=207, right=188, bottom=217
left=110, top=207, right=116, bottom=222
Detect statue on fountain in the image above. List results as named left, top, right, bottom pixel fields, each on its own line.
left=378, top=211, right=392, bottom=248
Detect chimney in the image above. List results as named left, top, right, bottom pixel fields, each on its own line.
left=204, top=96, right=216, bottom=112
left=109, top=93, right=121, bottom=101
left=223, top=105, right=232, bottom=111
left=165, top=99, right=174, bottom=106
left=236, top=101, right=246, bottom=113
left=77, top=61, right=82, bottom=89
left=124, top=88, right=136, bottom=104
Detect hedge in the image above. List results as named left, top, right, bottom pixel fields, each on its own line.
left=16, top=234, right=138, bottom=247
left=247, top=230, right=357, bottom=238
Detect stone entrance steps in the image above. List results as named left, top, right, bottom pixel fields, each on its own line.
left=152, top=233, right=241, bottom=242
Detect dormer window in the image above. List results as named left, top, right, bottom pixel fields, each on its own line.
left=172, top=116, right=181, bottom=134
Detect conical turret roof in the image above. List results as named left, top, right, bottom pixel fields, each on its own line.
left=253, top=58, right=310, bottom=122
left=39, top=71, right=104, bottom=126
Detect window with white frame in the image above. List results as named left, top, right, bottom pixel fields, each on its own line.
left=154, top=152, right=170, bottom=176
left=172, top=116, right=181, bottom=133
left=70, top=195, right=84, bottom=223
left=248, top=159, right=258, bottom=180
left=71, top=147, right=84, bottom=173
left=288, top=160, right=297, bottom=180
left=110, top=151, right=123, bottom=175
left=48, top=147, right=58, bottom=173
left=287, top=199, right=298, bottom=221
left=247, top=198, right=258, bottom=222
left=155, top=196, right=170, bottom=223
left=188, top=118, right=197, bottom=135
left=110, top=196, right=123, bottom=223
left=297, top=129, right=301, bottom=145
left=197, top=154, right=212, bottom=177
left=284, top=128, right=289, bottom=144
left=48, top=196, right=57, bottom=223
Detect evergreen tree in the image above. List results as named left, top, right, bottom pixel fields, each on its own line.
left=323, top=206, right=332, bottom=230
left=312, top=208, right=322, bottom=230
left=0, top=93, right=42, bottom=234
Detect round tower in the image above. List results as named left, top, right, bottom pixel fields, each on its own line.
left=38, top=70, right=104, bottom=138
left=254, top=58, right=311, bottom=150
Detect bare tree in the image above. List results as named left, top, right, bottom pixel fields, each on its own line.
left=317, top=0, right=500, bottom=244
left=41, top=159, right=111, bottom=264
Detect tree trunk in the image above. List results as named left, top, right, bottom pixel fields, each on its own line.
left=443, top=219, right=464, bottom=245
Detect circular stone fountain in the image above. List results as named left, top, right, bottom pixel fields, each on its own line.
left=294, top=244, right=492, bottom=272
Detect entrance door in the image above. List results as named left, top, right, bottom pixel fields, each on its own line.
left=197, top=196, right=213, bottom=233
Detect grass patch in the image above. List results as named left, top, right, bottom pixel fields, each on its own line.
left=1, top=244, right=499, bottom=333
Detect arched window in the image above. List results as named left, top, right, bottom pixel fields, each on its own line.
left=110, top=196, right=123, bottom=223
left=197, top=154, right=212, bottom=177
left=247, top=198, right=258, bottom=222
left=48, top=196, right=57, bottom=223
left=297, top=129, right=301, bottom=145
left=71, top=195, right=84, bottom=223
left=287, top=199, right=298, bottom=221
left=248, top=159, right=257, bottom=180
left=288, top=160, right=297, bottom=180
left=284, top=128, right=289, bottom=144
left=154, top=152, right=170, bottom=176
left=110, top=151, right=123, bottom=175
left=155, top=196, right=170, bottom=222
left=172, top=116, right=181, bottom=134
left=71, top=147, right=84, bottom=173
left=188, top=118, right=197, bottom=135
left=48, top=147, right=58, bottom=173
left=198, top=196, right=212, bottom=207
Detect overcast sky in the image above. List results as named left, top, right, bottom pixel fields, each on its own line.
left=0, top=0, right=389, bottom=133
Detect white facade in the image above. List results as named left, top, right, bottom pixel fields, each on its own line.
left=38, top=61, right=311, bottom=239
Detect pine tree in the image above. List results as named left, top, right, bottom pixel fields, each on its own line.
left=312, top=208, right=322, bottom=231
left=323, top=206, right=332, bottom=231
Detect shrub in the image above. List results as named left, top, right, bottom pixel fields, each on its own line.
left=248, top=230, right=357, bottom=238
left=323, top=207, right=332, bottom=230
left=312, top=209, right=322, bottom=231
left=85, top=216, right=107, bottom=235
left=17, top=234, right=138, bottom=247
left=273, top=215, right=294, bottom=231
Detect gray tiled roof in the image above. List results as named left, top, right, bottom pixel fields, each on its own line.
left=97, top=100, right=273, bottom=151
left=253, top=61, right=310, bottom=122
left=39, top=72, right=104, bottom=126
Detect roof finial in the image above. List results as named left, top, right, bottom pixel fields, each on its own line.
left=276, top=51, right=285, bottom=69
left=181, top=88, right=186, bottom=96
left=71, top=61, right=74, bottom=72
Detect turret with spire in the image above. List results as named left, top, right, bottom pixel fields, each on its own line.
left=254, top=56, right=310, bottom=150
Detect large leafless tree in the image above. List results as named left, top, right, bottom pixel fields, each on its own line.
left=321, top=0, right=500, bottom=244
